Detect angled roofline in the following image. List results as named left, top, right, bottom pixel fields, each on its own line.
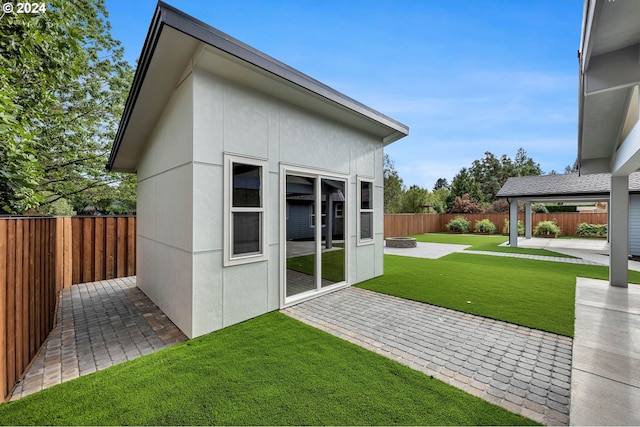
left=108, top=1, right=409, bottom=170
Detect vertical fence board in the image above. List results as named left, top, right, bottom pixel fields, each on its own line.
left=21, top=222, right=30, bottom=364
left=54, top=218, right=63, bottom=292
left=105, top=218, right=116, bottom=280
left=43, top=220, right=50, bottom=335
left=94, top=218, right=104, bottom=282
left=116, top=218, right=126, bottom=278
left=82, top=219, right=93, bottom=284
left=34, top=220, right=41, bottom=352
left=0, top=220, right=7, bottom=399
left=20, top=222, right=29, bottom=375
left=127, top=217, right=136, bottom=276
left=28, top=220, right=36, bottom=359
left=13, top=221, right=23, bottom=378
left=5, top=221, right=15, bottom=392
left=63, top=218, right=72, bottom=288
left=71, top=219, right=81, bottom=286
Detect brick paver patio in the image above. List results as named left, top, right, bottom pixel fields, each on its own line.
left=283, top=287, right=572, bottom=426
left=9, top=277, right=186, bottom=400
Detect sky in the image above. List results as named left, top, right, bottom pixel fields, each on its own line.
left=105, top=0, right=584, bottom=190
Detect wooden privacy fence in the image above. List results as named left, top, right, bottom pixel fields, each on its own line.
left=384, top=212, right=609, bottom=238
left=0, top=216, right=136, bottom=400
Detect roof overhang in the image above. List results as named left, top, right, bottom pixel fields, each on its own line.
left=578, top=0, right=640, bottom=176
left=108, top=2, right=409, bottom=172
left=496, top=172, right=640, bottom=203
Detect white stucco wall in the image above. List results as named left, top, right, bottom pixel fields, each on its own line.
left=136, top=58, right=390, bottom=338
left=187, top=64, right=385, bottom=336
left=137, top=75, right=194, bottom=337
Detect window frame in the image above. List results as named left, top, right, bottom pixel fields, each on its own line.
left=223, top=154, right=269, bottom=266
left=309, top=202, right=327, bottom=228
left=357, top=177, right=375, bottom=245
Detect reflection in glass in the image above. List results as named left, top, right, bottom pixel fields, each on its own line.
left=285, top=174, right=347, bottom=298
left=233, top=163, right=261, bottom=207
left=232, top=212, right=261, bottom=255
left=285, top=175, right=317, bottom=297
left=321, top=178, right=345, bottom=287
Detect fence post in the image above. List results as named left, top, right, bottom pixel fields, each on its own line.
left=54, top=218, right=64, bottom=292
left=63, top=217, right=72, bottom=289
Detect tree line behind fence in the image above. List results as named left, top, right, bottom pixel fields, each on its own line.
left=0, top=216, right=136, bottom=400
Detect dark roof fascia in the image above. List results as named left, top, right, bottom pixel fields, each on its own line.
left=107, top=4, right=164, bottom=170
left=107, top=2, right=408, bottom=170
left=496, top=191, right=612, bottom=200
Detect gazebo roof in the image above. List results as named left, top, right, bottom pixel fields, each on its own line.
left=496, top=172, right=640, bottom=201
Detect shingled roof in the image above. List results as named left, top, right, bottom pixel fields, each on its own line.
left=496, top=173, right=640, bottom=199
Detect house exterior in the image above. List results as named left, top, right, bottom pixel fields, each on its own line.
left=578, top=0, right=640, bottom=287
left=107, top=2, right=408, bottom=338
left=497, top=172, right=640, bottom=255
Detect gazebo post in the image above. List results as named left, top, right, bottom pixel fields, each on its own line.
left=524, top=202, right=532, bottom=239
left=509, top=199, right=518, bottom=247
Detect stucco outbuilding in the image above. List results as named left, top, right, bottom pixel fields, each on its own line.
left=107, top=2, right=408, bottom=338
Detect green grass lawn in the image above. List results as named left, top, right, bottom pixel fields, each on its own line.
left=358, top=253, right=640, bottom=337
left=413, top=233, right=576, bottom=258
left=0, top=312, right=535, bottom=426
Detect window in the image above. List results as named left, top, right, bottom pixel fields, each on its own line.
left=358, top=178, right=374, bottom=243
left=335, top=202, right=343, bottom=218
left=224, top=154, right=268, bottom=266
left=310, top=202, right=327, bottom=228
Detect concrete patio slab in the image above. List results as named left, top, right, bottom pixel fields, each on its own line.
left=384, top=241, right=470, bottom=258
left=570, top=278, right=640, bottom=426
left=502, top=237, right=640, bottom=271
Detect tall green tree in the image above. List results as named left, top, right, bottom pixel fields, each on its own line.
left=448, top=167, right=484, bottom=206
left=400, top=185, right=429, bottom=213
left=433, top=178, right=450, bottom=191
left=459, top=148, right=542, bottom=204
left=514, top=147, right=542, bottom=177
left=383, top=154, right=403, bottom=213
left=0, top=0, right=134, bottom=214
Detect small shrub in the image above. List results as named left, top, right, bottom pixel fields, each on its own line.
left=474, top=219, right=496, bottom=234
left=503, top=219, right=524, bottom=235
left=446, top=216, right=471, bottom=233
left=534, top=220, right=561, bottom=237
left=576, top=223, right=607, bottom=237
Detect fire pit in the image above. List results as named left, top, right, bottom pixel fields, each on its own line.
left=385, top=237, right=417, bottom=248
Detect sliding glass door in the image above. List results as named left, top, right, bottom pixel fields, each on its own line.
left=285, top=172, right=346, bottom=299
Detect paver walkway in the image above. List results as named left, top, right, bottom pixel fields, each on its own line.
left=9, top=277, right=187, bottom=401
left=283, top=287, right=572, bottom=425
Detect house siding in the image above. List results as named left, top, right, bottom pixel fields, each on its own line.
left=136, top=74, right=195, bottom=337
left=135, top=55, right=389, bottom=338
left=186, top=61, right=384, bottom=336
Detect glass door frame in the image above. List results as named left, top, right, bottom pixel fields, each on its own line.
left=280, top=164, right=350, bottom=307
